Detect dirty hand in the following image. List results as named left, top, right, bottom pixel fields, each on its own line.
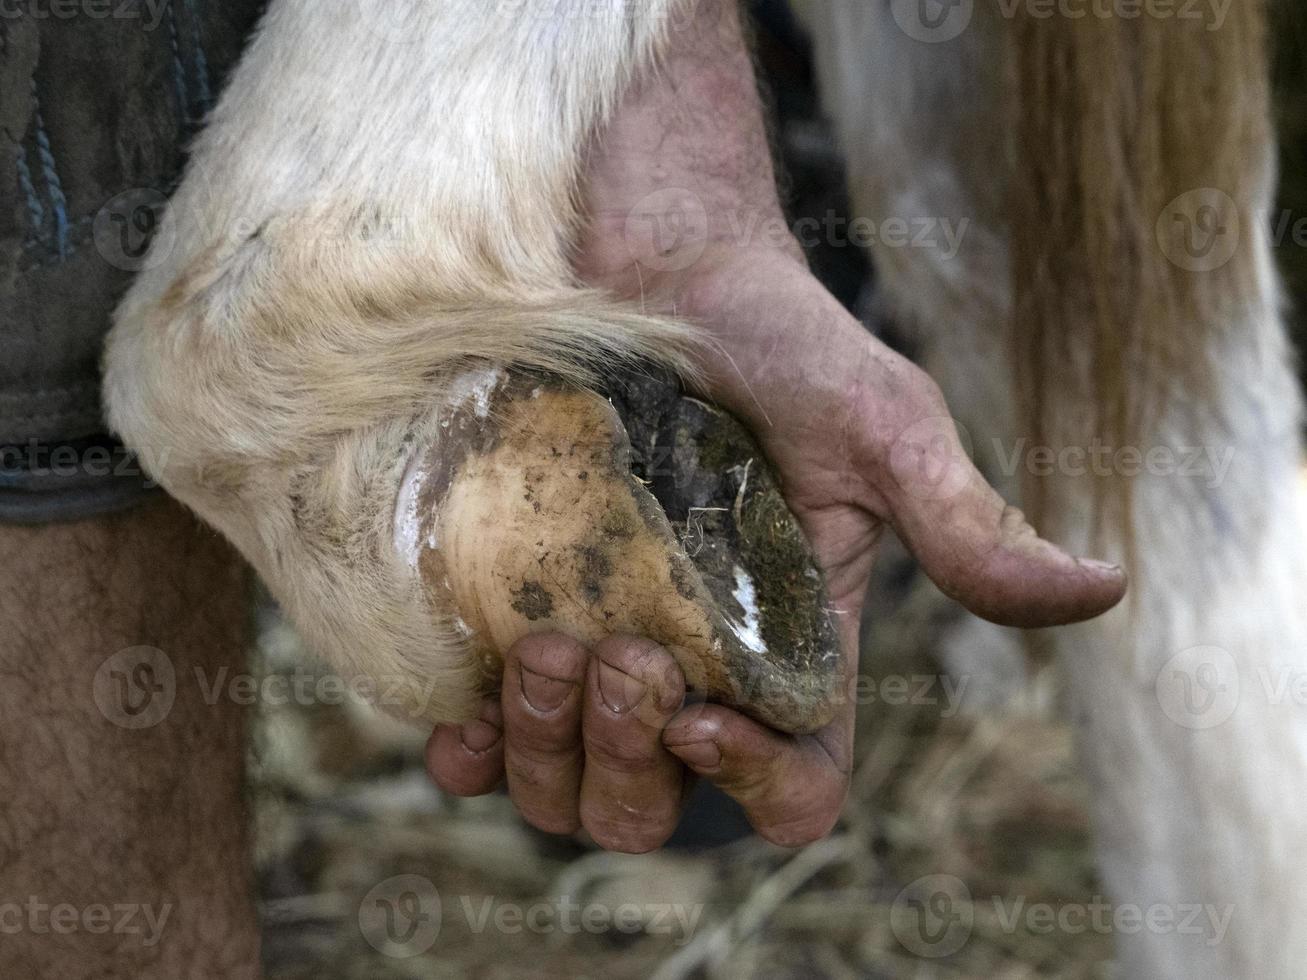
left=424, top=0, right=1127, bottom=850
left=423, top=238, right=1126, bottom=849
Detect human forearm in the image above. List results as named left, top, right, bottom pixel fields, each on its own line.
left=578, top=0, right=802, bottom=291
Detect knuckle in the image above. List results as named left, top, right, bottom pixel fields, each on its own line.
left=583, top=727, right=664, bottom=774
left=505, top=766, right=582, bottom=835
left=892, top=356, right=947, bottom=412
left=712, top=741, right=784, bottom=798
left=870, top=365, right=950, bottom=444
left=717, top=764, right=776, bottom=802
left=501, top=736, right=580, bottom=783
left=506, top=713, right=581, bottom=756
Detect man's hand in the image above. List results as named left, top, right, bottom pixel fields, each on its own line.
left=425, top=250, right=1126, bottom=850
left=425, top=0, right=1126, bottom=850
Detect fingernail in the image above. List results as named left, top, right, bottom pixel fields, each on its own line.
left=668, top=739, right=722, bottom=772
left=459, top=719, right=502, bottom=754
left=1076, top=558, right=1123, bottom=575
left=520, top=667, right=574, bottom=713
left=598, top=660, right=646, bottom=714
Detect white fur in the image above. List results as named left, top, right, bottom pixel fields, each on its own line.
left=803, top=1, right=1307, bottom=975
left=104, top=0, right=695, bottom=723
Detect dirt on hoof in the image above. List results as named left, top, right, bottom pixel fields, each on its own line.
left=602, top=368, right=843, bottom=733
left=413, top=367, right=842, bottom=734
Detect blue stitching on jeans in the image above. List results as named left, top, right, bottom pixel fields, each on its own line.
left=0, top=23, right=48, bottom=246
left=13, top=146, right=46, bottom=240
left=30, top=80, right=69, bottom=259
left=183, top=0, right=212, bottom=112
left=166, top=1, right=191, bottom=122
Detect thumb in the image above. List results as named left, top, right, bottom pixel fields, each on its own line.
left=880, top=414, right=1127, bottom=628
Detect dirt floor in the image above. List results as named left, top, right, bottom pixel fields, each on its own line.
left=252, top=535, right=1111, bottom=979
left=251, top=8, right=1307, bottom=979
